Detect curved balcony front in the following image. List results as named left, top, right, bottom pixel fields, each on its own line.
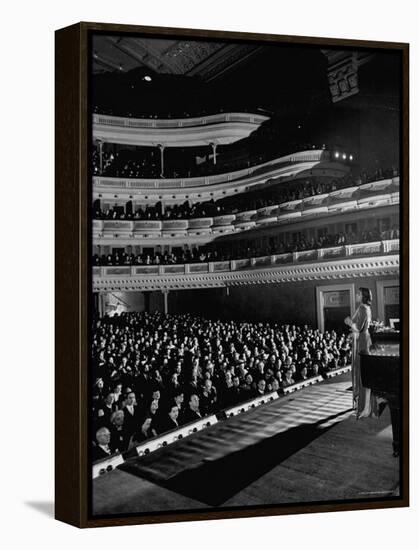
left=93, top=112, right=269, bottom=147
left=92, top=177, right=399, bottom=244
left=93, top=149, right=349, bottom=200
left=92, top=239, right=399, bottom=292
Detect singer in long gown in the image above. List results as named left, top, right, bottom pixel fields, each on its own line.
left=348, top=292, right=379, bottom=419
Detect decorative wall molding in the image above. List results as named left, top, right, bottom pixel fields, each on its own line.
left=92, top=248, right=399, bottom=292
left=321, top=50, right=374, bottom=103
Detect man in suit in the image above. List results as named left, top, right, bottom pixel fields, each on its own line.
left=94, top=392, right=116, bottom=429
left=92, top=427, right=113, bottom=462
left=109, top=410, right=130, bottom=454
left=122, top=391, right=141, bottom=439
left=183, top=393, right=202, bottom=424
left=253, top=378, right=266, bottom=398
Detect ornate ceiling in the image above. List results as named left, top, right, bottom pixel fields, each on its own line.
left=92, top=35, right=261, bottom=81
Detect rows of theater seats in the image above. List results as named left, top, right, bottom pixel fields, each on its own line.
left=92, top=226, right=399, bottom=267
left=91, top=312, right=352, bottom=462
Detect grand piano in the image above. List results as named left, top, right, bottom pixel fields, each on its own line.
left=360, top=329, right=401, bottom=456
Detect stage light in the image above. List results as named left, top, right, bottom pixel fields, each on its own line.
left=349, top=154, right=353, bottom=161
left=335, top=152, right=340, bottom=158
left=143, top=75, right=152, bottom=82
left=342, top=153, right=347, bottom=160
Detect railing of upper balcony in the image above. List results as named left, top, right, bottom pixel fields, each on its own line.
left=93, top=112, right=269, bottom=129
left=93, top=149, right=332, bottom=191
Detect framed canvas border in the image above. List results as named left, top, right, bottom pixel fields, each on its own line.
left=55, top=21, right=409, bottom=528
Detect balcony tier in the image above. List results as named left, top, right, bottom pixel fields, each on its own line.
left=92, top=177, right=399, bottom=244
left=93, top=150, right=349, bottom=201
left=92, top=239, right=399, bottom=292
left=93, top=112, right=269, bottom=147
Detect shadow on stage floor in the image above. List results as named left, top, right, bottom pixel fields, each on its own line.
left=120, top=409, right=352, bottom=506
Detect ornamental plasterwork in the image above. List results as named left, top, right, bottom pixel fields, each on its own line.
left=93, top=254, right=399, bottom=292
left=321, top=50, right=375, bottom=103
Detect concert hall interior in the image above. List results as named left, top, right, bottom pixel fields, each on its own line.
left=90, top=34, right=402, bottom=517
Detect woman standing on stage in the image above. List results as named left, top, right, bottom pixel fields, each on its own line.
left=344, top=287, right=379, bottom=419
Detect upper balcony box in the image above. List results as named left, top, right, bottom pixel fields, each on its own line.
left=93, top=112, right=269, bottom=147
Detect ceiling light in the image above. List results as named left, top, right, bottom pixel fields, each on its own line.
left=143, top=75, right=152, bottom=82
left=335, top=152, right=340, bottom=158
left=342, top=153, right=347, bottom=160
left=349, top=154, right=353, bottom=161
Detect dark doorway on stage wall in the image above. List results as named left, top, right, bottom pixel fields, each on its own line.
left=322, top=289, right=351, bottom=333
left=324, top=306, right=351, bottom=333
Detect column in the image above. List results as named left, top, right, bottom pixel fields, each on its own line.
left=97, top=140, right=104, bottom=175
left=98, top=292, right=105, bottom=317
left=210, top=142, right=218, bottom=165
left=158, top=144, right=165, bottom=178
left=162, top=289, right=169, bottom=315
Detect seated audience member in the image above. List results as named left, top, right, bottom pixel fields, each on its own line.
left=109, top=410, right=130, bottom=454
left=112, top=382, right=124, bottom=409
left=130, top=416, right=154, bottom=447
left=122, top=391, right=141, bottom=438
left=270, top=378, right=280, bottom=393
left=281, top=369, right=295, bottom=388
left=157, top=404, right=180, bottom=434
left=92, top=377, right=105, bottom=407
left=298, top=366, right=309, bottom=381
left=142, top=399, right=160, bottom=437
left=183, top=393, right=202, bottom=424
left=240, top=373, right=255, bottom=400
left=254, top=378, right=267, bottom=397
left=229, top=376, right=243, bottom=406
left=172, top=390, right=186, bottom=424
left=94, top=392, right=116, bottom=428
left=92, top=427, right=112, bottom=462
left=200, top=379, right=217, bottom=415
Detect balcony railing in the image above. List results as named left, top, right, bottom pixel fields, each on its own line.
left=93, top=149, right=331, bottom=191
left=93, top=111, right=269, bottom=129
left=92, top=239, right=399, bottom=279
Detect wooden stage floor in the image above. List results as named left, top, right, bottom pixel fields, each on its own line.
left=92, top=374, right=400, bottom=517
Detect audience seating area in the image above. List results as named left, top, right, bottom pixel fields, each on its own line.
left=91, top=313, right=352, bottom=460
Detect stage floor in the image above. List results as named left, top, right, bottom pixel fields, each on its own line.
left=92, top=374, right=400, bottom=517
